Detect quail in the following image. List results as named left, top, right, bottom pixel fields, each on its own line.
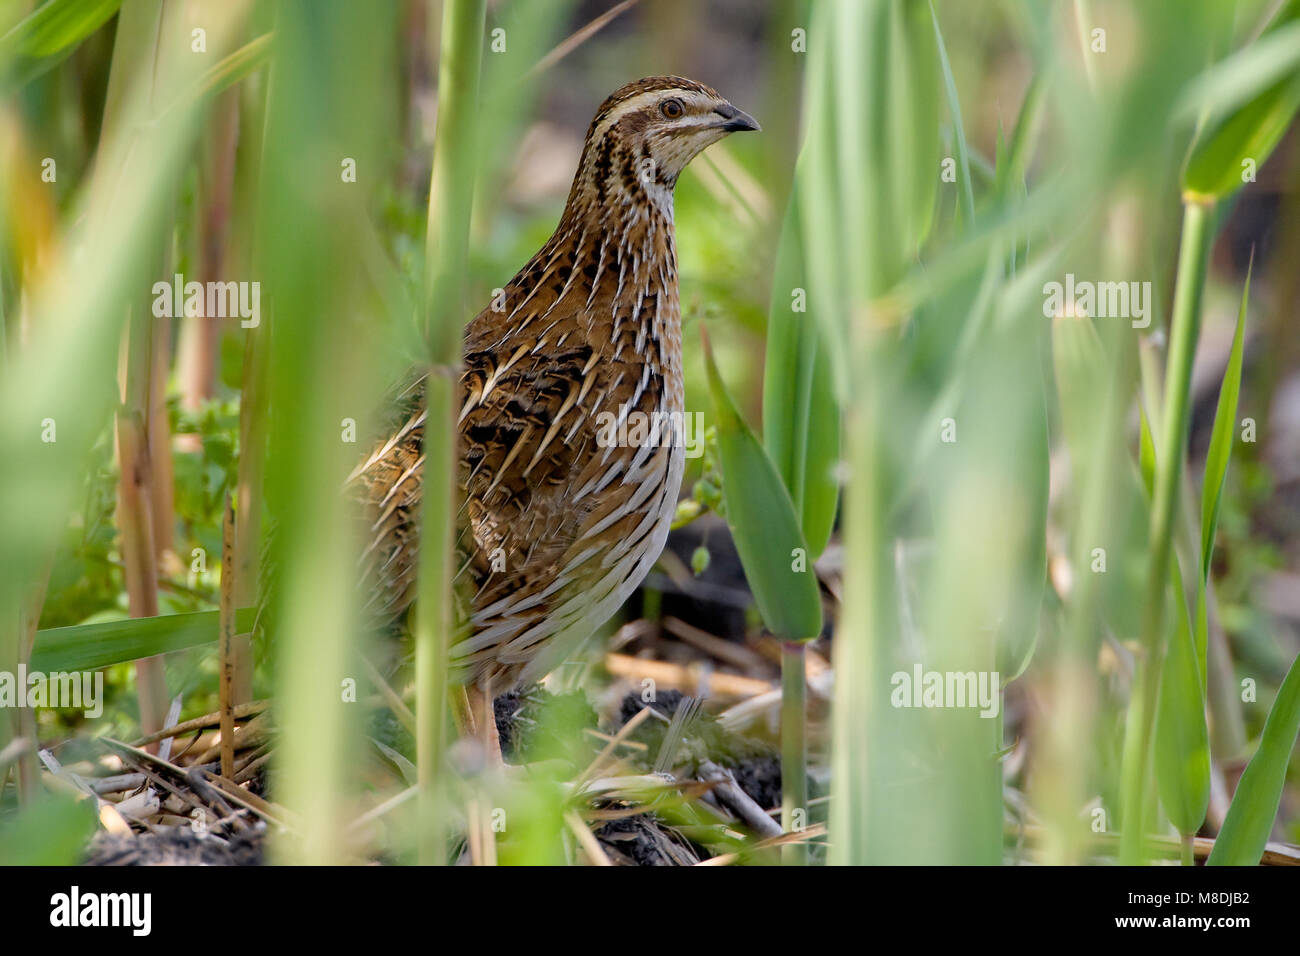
left=349, top=76, right=760, bottom=754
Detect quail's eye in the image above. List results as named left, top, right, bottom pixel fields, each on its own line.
left=660, top=98, right=683, bottom=119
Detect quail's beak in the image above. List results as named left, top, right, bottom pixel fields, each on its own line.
left=713, top=101, right=761, bottom=133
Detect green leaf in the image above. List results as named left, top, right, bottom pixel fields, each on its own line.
left=1200, top=257, right=1251, bottom=582
left=1207, top=650, right=1300, bottom=865
left=1184, top=76, right=1300, bottom=199
left=762, top=188, right=841, bottom=559
left=1154, top=557, right=1210, bottom=839
left=1138, top=406, right=1156, bottom=497
left=704, top=330, right=822, bottom=642
left=31, top=608, right=251, bottom=672
left=1183, top=4, right=1300, bottom=199
left=0, top=0, right=123, bottom=89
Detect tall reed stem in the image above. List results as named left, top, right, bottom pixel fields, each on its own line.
left=116, top=306, right=169, bottom=740
left=415, top=0, right=487, bottom=865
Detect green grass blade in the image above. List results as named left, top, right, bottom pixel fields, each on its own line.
left=762, top=188, right=840, bottom=559
left=1200, top=257, right=1251, bottom=581
left=1207, top=650, right=1300, bottom=865
left=704, top=330, right=822, bottom=642
left=1154, top=557, right=1210, bottom=842
left=930, top=0, right=973, bottom=226
left=31, top=609, right=254, bottom=672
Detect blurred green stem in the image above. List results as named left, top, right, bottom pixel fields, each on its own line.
left=415, top=0, right=486, bottom=865
left=781, top=641, right=808, bottom=865
left=829, top=385, right=889, bottom=865
left=1119, top=199, right=1214, bottom=864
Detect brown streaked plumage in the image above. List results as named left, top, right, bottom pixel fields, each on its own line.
left=351, top=76, right=759, bottom=701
